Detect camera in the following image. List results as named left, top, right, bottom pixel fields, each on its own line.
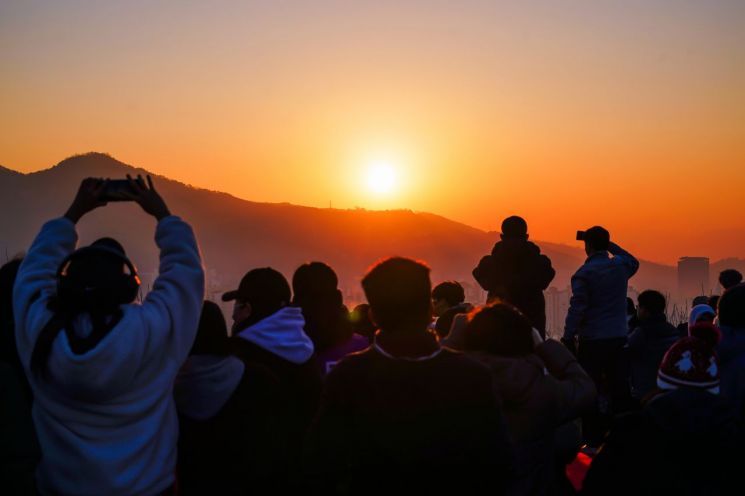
left=101, top=180, right=137, bottom=202
left=576, top=230, right=585, bottom=241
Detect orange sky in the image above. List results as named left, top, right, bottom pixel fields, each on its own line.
left=1, top=1, right=743, bottom=264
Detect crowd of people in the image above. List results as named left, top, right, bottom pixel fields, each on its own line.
left=1, top=176, right=744, bottom=495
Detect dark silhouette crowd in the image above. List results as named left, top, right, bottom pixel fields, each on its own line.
left=1, top=177, right=744, bottom=495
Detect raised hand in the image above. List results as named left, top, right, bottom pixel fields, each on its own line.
left=64, top=177, right=108, bottom=223
left=127, top=174, right=171, bottom=220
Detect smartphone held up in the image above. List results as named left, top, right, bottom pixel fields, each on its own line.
left=101, top=179, right=138, bottom=202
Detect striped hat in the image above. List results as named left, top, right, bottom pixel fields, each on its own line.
left=657, top=323, right=721, bottom=394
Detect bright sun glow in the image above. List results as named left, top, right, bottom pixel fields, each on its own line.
left=366, top=161, right=397, bottom=194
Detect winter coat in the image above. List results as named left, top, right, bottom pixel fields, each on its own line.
left=175, top=355, right=289, bottom=494
left=626, top=314, right=680, bottom=400
left=717, top=324, right=745, bottom=420
left=13, top=216, right=204, bottom=496
left=315, top=333, right=370, bottom=376
left=470, top=339, right=596, bottom=495
left=229, top=307, right=323, bottom=477
left=0, top=361, right=40, bottom=495
left=564, top=243, right=639, bottom=342
left=304, top=330, right=515, bottom=493
left=473, top=238, right=555, bottom=333
left=582, top=388, right=744, bottom=495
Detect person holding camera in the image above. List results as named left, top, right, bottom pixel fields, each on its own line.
left=13, top=175, right=205, bottom=495
left=562, top=226, right=638, bottom=449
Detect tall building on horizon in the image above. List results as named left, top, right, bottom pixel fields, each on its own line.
left=677, top=256, right=710, bottom=297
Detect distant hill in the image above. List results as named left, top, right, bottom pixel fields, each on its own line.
left=2, top=152, right=718, bottom=304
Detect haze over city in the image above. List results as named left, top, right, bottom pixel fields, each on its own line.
left=2, top=1, right=744, bottom=264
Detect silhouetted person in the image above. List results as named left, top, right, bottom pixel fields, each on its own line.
left=708, top=295, right=720, bottom=314
left=626, top=290, right=679, bottom=402
left=432, top=280, right=472, bottom=339
left=292, top=262, right=368, bottom=376
left=626, top=296, right=639, bottom=332
left=0, top=257, right=32, bottom=403
left=13, top=176, right=205, bottom=495
left=473, top=216, right=555, bottom=337
left=305, top=257, right=514, bottom=493
left=719, top=269, right=743, bottom=291
left=349, top=303, right=376, bottom=343
left=225, top=267, right=322, bottom=484
left=716, top=283, right=745, bottom=420
left=582, top=324, right=743, bottom=495
left=175, top=301, right=287, bottom=495
left=464, top=301, right=595, bottom=495
left=561, top=226, right=639, bottom=447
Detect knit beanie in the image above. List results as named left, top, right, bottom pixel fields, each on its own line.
left=657, top=323, right=721, bottom=394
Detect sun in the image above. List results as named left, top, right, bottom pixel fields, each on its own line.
left=366, top=161, right=397, bottom=194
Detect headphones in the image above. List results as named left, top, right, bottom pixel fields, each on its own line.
left=56, top=245, right=141, bottom=305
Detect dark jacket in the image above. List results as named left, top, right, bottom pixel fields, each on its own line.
left=175, top=356, right=288, bottom=494
left=564, top=243, right=639, bottom=342
left=229, top=337, right=323, bottom=475
left=470, top=339, right=596, bottom=495
left=304, top=331, right=514, bottom=493
left=473, top=238, right=555, bottom=334
left=717, top=324, right=745, bottom=420
left=582, top=389, right=744, bottom=495
left=626, top=314, right=679, bottom=400
left=0, top=361, right=40, bottom=495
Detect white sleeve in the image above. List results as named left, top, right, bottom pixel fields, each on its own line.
left=13, top=218, right=78, bottom=369
left=139, top=216, right=205, bottom=363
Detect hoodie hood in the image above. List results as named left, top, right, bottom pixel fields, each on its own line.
left=174, top=355, right=245, bottom=421
left=471, top=351, right=546, bottom=402
left=237, top=306, right=314, bottom=364
left=689, top=305, right=715, bottom=330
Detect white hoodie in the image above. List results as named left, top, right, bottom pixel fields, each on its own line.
left=13, top=216, right=205, bottom=496
left=237, top=306, right=314, bottom=364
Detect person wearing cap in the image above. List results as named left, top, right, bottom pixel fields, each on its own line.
left=561, top=225, right=639, bottom=447
left=719, top=269, right=743, bottom=291
left=581, top=323, right=743, bottom=495
left=223, top=267, right=322, bottom=485
left=472, top=216, right=555, bottom=338
left=175, top=301, right=287, bottom=494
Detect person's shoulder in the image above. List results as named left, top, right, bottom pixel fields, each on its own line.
left=437, top=348, right=492, bottom=373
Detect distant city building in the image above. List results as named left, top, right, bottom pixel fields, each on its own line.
left=678, top=257, right=710, bottom=297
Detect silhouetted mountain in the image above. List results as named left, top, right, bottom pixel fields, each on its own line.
left=1, top=153, right=680, bottom=304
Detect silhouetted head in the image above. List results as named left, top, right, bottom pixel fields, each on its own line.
left=223, top=267, right=291, bottom=332
left=637, top=290, right=666, bottom=320
left=0, top=257, right=23, bottom=366
left=0, top=257, right=22, bottom=323
left=581, top=226, right=610, bottom=255
left=57, top=237, right=139, bottom=310
left=191, top=301, right=229, bottom=355
left=718, top=283, right=745, bottom=328
left=432, top=281, right=465, bottom=317
left=362, top=257, right=432, bottom=333
left=464, top=301, right=534, bottom=357
left=500, top=216, right=528, bottom=241
left=719, top=269, right=743, bottom=290
left=349, top=303, right=377, bottom=341
left=291, top=261, right=350, bottom=352
left=691, top=295, right=709, bottom=307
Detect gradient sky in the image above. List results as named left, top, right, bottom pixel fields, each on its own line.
left=1, top=1, right=744, bottom=264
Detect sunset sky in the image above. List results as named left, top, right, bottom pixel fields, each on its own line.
left=1, top=1, right=743, bottom=264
